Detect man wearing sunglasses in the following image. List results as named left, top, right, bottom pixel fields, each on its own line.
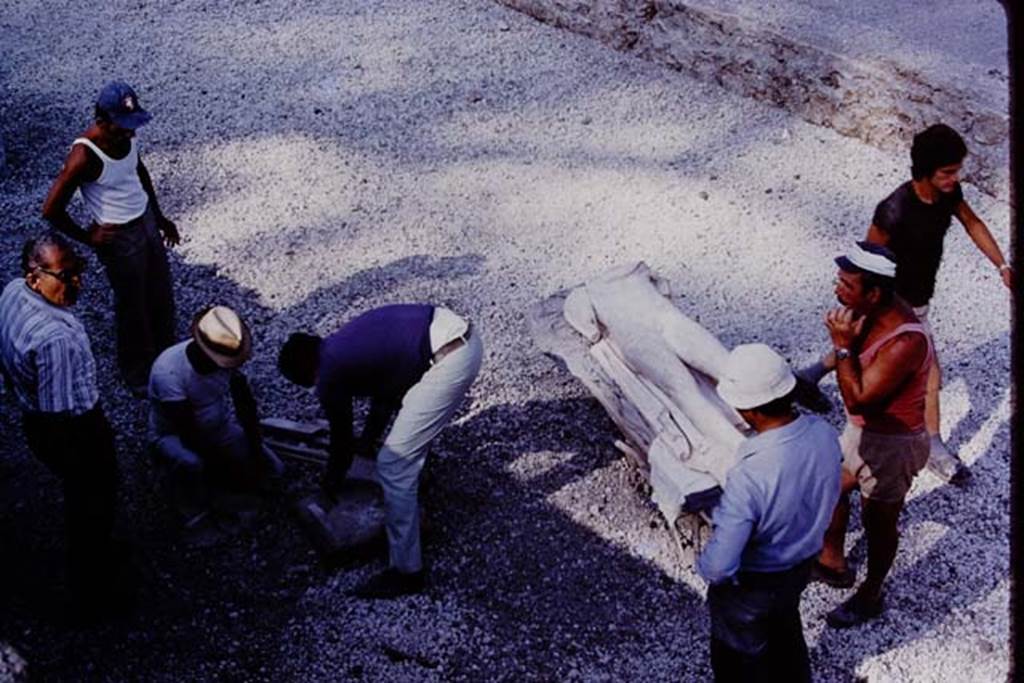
left=0, top=232, right=131, bottom=619
left=42, top=81, right=178, bottom=397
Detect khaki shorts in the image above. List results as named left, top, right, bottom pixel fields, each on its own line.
left=840, top=423, right=929, bottom=503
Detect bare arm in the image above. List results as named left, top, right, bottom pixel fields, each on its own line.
left=138, top=158, right=180, bottom=246
left=323, top=395, right=355, bottom=495
left=41, top=145, right=109, bottom=245
left=865, top=223, right=889, bottom=246
left=826, top=308, right=927, bottom=413
left=230, top=372, right=262, bottom=455
left=954, top=200, right=1012, bottom=289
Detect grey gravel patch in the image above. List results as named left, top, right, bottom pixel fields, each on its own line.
left=0, top=0, right=1010, bottom=681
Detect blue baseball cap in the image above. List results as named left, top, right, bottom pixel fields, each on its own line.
left=95, top=81, right=152, bottom=129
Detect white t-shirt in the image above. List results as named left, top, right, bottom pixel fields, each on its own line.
left=148, top=341, right=233, bottom=440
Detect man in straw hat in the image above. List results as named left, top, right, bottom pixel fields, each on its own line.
left=698, top=343, right=841, bottom=682
left=148, top=305, right=282, bottom=530
left=814, top=241, right=933, bottom=628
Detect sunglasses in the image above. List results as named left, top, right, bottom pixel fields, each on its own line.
left=35, top=264, right=84, bottom=285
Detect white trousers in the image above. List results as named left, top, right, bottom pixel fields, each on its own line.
left=378, top=330, right=483, bottom=572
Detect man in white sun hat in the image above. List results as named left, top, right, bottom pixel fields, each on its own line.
left=698, top=343, right=842, bottom=682
left=814, top=241, right=932, bottom=629
left=148, top=305, right=282, bottom=527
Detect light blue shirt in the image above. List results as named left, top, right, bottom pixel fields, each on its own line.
left=0, top=280, right=98, bottom=415
left=697, top=414, right=842, bottom=584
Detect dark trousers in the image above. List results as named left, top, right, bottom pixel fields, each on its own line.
left=95, top=205, right=176, bottom=389
left=707, top=558, right=814, bottom=683
left=22, top=406, right=119, bottom=601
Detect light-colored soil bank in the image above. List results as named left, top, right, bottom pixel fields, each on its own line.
left=496, top=0, right=1010, bottom=199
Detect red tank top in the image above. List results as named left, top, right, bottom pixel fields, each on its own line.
left=849, top=322, right=932, bottom=434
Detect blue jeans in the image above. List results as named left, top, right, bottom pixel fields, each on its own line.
left=152, top=421, right=283, bottom=514
left=707, top=558, right=813, bottom=683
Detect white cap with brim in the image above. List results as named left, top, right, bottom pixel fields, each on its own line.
left=192, top=305, right=252, bottom=369
left=716, top=343, right=797, bottom=410
left=835, top=241, right=897, bottom=278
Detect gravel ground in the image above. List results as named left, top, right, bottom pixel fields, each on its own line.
left=0, top=0, right=1011, bottom=681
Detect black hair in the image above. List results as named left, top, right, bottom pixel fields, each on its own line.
left=20, top=232, right=75, bottom=275
left=752, top=390, right=795, bottom=417
left=278, top=332, right=323, bottom=387
left=860, top=271, right=895, bottom=304
left=910, top=124, right=967, bottom=180
left=837, top=241, right=896, bottom=304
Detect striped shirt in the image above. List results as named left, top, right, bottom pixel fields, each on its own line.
left=0, top=279, right=98, bottom=414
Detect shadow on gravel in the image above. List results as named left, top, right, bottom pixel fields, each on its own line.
left=943, top=331, right=1011, bottom=455
left=420, top=397, right=709, bottom=680
left=811, top=332, right=1011, bottom=677
left=0, top=249, right=491, bottom=679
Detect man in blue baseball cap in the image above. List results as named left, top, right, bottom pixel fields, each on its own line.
left=43, top=81, right=179, bottom=397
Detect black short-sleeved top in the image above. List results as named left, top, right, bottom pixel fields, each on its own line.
left=871, top=181, right=963, bottom=307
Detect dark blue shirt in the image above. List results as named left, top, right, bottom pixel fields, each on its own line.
left=317, top=304, right=434, bottom=406
left=316, top=304, right=434, bottom=472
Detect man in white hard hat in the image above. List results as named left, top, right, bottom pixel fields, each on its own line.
left=148, top=305, right=282, bottom=527
left=697, top=344, right=842, bottom=682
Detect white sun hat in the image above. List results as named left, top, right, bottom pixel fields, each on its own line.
left=191, top=305, right=252, bottom=369
left=716, top=343, right=797, bottom=410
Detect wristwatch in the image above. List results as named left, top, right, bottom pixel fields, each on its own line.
left=835, top=347, right=851, bottom=362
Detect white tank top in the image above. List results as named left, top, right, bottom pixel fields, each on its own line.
left=72, top=138, right=148, bottom=225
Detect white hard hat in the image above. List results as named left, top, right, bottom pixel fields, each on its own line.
left=716, top=343, right=796, bottom=410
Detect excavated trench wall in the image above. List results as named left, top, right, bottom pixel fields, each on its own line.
left=497, top=0, right=1009, bottom=199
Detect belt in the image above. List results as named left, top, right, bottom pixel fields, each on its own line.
left=430, top=324, right=472, bottom=366
left=735, top=556, right=814, bottom=588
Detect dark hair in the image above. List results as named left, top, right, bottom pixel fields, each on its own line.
left=278, top=332, right=322, bottom=387
left=20, top=232, right=75, bottom=275
left=94, top=105, right=111, bottom=123
left=910, top=124, right=967, bottom=180
left=838, top=241, right=896, bottom=304
left=860, top=270, right=895, bottom=303
left=752, top=391, right=795, bottom=417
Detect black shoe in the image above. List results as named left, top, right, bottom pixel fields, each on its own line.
left=826, top=593, right=884, bottom=629
left=811, top=561, right=855, bottom=589
left=349, top=569, right=425, bottom=599
left=948, top=463, right=973, bottom=487
left=792, top=375, right=833, bottom=414
left=68, top=581, right=137, bottom=625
